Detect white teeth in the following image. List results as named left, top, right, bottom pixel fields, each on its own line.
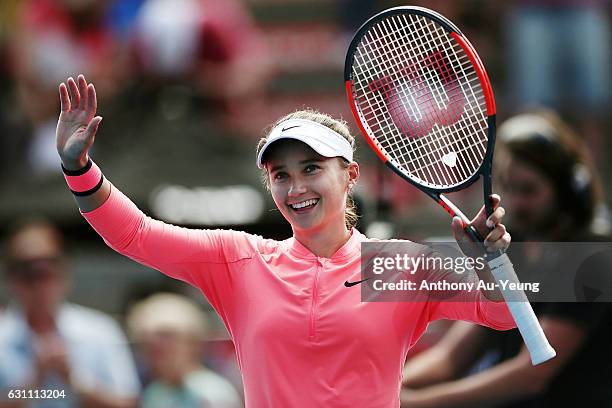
left=290, top=199, right=318, bottom=210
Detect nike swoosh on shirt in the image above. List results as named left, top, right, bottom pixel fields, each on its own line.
left=344, top=278, right=371, bottom=287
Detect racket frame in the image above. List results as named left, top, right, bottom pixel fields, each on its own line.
left=344, top=6, right=497, bottom=226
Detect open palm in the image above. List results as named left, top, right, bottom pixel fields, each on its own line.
left=56, top=75, right=102, bottom=169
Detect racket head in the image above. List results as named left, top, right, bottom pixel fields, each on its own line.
left=345, top=6, right=496, bottom=194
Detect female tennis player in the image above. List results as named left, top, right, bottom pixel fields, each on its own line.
left=56, top=74, right=514, bottom=407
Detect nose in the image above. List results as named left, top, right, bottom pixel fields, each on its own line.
left=288, top=178, right=307, bottom=197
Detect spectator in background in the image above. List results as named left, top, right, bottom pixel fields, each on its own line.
left=506, top=0, right=610, bottom=112
left=504, top=0, right=611, bottom=158
left=0, top=0, right=30, bottom=178
left=0, top=218, right=140, bottom=407
left=10, top=0, right=128, bottom=175
left=400, top=110, right=612, bottom=407
left=0, top=0, right=21, bottom=60
left=131, top=0, right=271, bottom=124
left=106, top=0, right=146, bottom=40
left=127, top=293, right=242, bottom=408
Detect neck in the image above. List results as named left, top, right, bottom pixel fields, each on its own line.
left=25, top=307, right=57, bottom=334
left=293, top=219, right=352, bottom=258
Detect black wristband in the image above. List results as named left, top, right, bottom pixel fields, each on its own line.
left=70, top=174, right=105, bottom=197
left=61, top=158, right=92, bottom=176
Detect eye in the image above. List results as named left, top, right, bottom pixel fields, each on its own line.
left=304, top=164, right=320, bottom=174
left=272, top=171, right=288, bottom=181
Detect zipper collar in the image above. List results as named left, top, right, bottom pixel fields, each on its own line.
left=287, top=228, right=365, bottom=262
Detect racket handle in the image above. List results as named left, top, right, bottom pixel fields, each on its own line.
left=487, top=253, right=556, bottom=365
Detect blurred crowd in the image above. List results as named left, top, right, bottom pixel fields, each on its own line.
left=0, top=0, right=611, bottom=407
left=0, top=0, right=271, bottom=178
left=0, top=218, right=243, bottom=407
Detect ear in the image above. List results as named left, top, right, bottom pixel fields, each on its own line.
left=347, top=162, right=360, bottom=190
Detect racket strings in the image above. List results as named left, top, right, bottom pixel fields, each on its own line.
left=355, top=25, right=454, bottom=185
left=364, top=15, right=485, bottom=138
left=423, top=14, right=488, bottom=174
left=356, top=87, right=487, bottom=173
left=374, top=16, right=486, bottom=185
left=375, top=15, right=484, bottom=184
left=387, top=16, right=482, bottom=182
left=354, top=21, right=477, bottom=124
left=350, top=12, right=489, bottom=188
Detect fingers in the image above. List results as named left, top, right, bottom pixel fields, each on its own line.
left=77, top=74, right=88, bottom=110
left=59, top=83, right=70, bottom=112
left=486, top=206, right=506, bottom=228
left=485, top=223, right=506, bottom=243
left=452, top=216, right=485, bottom=258
left=489, top=193, right=501, bottom=209
left=60, top=75, right=95, bottom=113
left=470, top=194, right=505, bottom=236
left=485, top=224, right=511, bottom=251
left=486, top=231, right=511, bottom=251
left=473, top=193, right=501, bottom=222
left=67, top=77, right=79, bottom=109
left=87, top=83, right=97, bottom=114
left=451, top=216, right=467, bottom=242
left=85, top=116, right=103, bottom=140
left=484, top=194, right=511, bottom=250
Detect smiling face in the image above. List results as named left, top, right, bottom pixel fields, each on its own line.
left=264, top=139, right=358, bottom=235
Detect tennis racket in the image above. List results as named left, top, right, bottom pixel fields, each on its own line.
left=344, top=6, right=555, bottom=365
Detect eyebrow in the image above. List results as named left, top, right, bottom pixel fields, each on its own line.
left=269, top=158, right=324, bottom=172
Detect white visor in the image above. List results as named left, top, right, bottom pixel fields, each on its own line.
left=257, top=119, right=354, bottom=169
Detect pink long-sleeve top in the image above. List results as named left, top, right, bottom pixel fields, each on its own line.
left=82, top=184, right=515, bottom=408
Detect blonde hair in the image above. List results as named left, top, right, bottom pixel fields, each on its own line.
left=126, top=293, right=209, bottom=341
left=256, top=109, right=359, bottom=229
